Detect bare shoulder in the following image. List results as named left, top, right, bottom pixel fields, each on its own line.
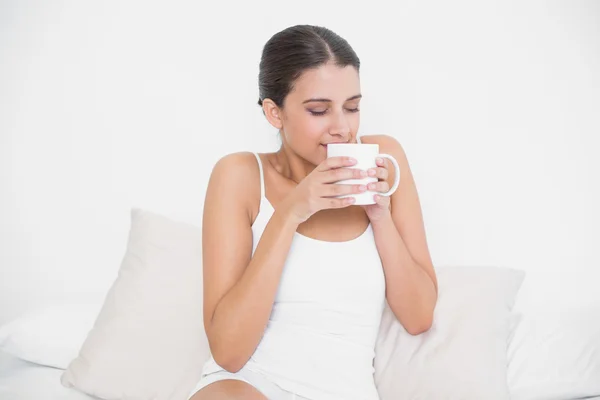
left=359, top=134, right=408, bottom=163
left=210, top=151, right=260, bottom=183
left=206, top=152, right=262, bottom=221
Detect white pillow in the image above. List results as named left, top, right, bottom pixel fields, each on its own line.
left=374, top=266, right=525, bottom=400
left=61, top=208, right=210, bottom=400
left=0, top=302, right=101, bottom=369
left=508, top=305, right=600, bottom=400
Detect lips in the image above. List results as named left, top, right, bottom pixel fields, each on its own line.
left=321, top=141, right=350, bottom=146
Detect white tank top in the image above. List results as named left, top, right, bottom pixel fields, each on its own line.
left=202, top=150, right=386, bottom=400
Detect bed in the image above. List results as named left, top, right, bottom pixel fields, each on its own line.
left=2, top=350, right=600, bottom=400
left=0, top=351, right=98, bottom=400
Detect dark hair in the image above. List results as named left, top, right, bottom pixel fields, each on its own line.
left=257, top=25, right=360, bottom=108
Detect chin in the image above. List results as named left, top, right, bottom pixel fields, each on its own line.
left=314, top=146, right=328, bottom=164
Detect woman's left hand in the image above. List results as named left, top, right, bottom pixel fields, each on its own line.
left=362, top=157, right=393, bottom=222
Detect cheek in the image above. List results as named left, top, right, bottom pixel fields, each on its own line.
left=305, top=117, right=329, bottom=137
left=350, top=112, right=360, bottom=132
left=288, top=114, right=325, bottom=142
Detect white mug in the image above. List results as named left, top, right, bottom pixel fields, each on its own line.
left=327, top=143, right=401, bottom=205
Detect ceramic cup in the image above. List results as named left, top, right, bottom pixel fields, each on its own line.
left=326, top=143, right=401, bottom=205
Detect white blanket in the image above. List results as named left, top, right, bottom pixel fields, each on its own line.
left=0, top=351, right=97, bottom=400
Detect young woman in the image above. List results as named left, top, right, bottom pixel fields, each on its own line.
left=189, top=24, right=438, bottom=400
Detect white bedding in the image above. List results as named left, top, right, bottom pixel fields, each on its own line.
left=0, top=351, right=98, bottom=400
left=2, top=350, right=600, bottom=400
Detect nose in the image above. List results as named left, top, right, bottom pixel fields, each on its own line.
left=329, top=110, right=351, bottom=140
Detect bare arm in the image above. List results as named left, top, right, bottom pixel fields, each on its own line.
left=202, top=152, right=365, bottom=372
left=361, top=135, right=438, bottom=335
left=202, top=153, right=298, bottom=372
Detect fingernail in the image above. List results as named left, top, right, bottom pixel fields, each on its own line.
left=376, top=158, right=383, bottom=164
left=368, top=169, right=376, bottom=176
left=368, top=183, right=375, bottom=190
left=359, top=185, right=367, bottom=192
left=360, top=170, right=367, bottom=177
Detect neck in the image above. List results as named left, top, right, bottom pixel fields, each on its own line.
left=274, top=146, right=317, bottom=184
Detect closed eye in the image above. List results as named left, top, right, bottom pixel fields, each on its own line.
left=308, top=108, right=360, bottom=116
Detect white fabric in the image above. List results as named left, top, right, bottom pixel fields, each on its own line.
left=61, top=209, right=210, bottom=400
left=0, top=303, right=101, bottom=370
left=200, top=153, right=386, bottom=400
left=374, top=265, right=525, bottom=400
left=0, top=350, right=98, bottom=400
left=188, top=365, right=310, bottom=400
left=508, top=305, right=600, bottom=400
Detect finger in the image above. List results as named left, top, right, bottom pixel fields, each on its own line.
left=323, top=183, right=367, bottom=197
left=321, top=196, right=356, bottom=209
left=367, top=167, right=388, bottom=181
left=317, top=156, right=357, bottom=172
left=322, top=167, right=367, bottom=183
left=367, top=181, right=390, bottom=193
left=376, top=157, right=387, bottom=168
left=373, top=193, right=391, bottom=207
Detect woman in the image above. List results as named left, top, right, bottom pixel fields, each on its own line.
left=189, top=25, right=438, bottom=400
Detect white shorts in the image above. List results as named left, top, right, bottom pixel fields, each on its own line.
left=187, top=366, right=310, bottom=400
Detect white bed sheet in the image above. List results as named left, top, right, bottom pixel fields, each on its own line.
left=2, top=351, right=600, bottom=400
left=0, top=351, right=98, bottom=400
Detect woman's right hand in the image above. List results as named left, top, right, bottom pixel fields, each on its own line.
left=279, top=156, right=368, bottom=224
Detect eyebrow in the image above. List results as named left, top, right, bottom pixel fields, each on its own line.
left=302, top=94, right=362, bottom=104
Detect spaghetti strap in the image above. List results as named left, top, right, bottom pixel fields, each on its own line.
left=252, top=152, right=265, bottom=199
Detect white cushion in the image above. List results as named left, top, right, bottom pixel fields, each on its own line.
left=0, top=303, right=101, bottom=369
left=61, top=208, right=210, bottom=400
left=60, top=208, right=530, bottom=400
left=508, top=305, right=600, bottom=400
left=374, top=266, right=525, bottom=400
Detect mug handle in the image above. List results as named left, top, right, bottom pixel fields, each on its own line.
left=377, top=154, right=401, bottom=196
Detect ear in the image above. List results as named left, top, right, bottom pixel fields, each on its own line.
left=262, top=98, right=283, bottom=130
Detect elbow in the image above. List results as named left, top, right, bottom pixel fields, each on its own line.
left=210, top=343, right=249, bottom=373
left=406, top=323, right=432, bottom=336
left=405, top=315, right=434, bottom=336
left=216, top=358, right=245, bottom=374
left=404, top=293, right=437, bottom=336
left=213, top=352, right=246, bottom=373
left=406, top=321, right=432, bottom=336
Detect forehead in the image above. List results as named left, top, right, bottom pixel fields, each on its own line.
left=288, top=63, right=360, bottom=102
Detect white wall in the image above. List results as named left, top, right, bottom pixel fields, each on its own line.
left=1, top=1, right=599, bottom=324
